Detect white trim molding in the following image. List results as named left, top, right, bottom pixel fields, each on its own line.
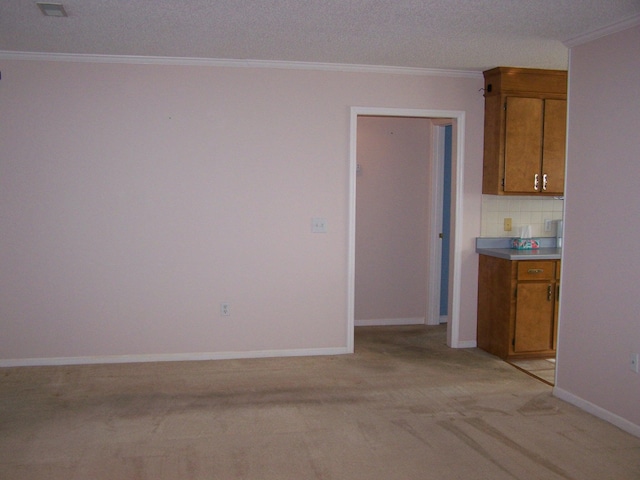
left=355, top=317, right=425, bottom=327
left=554, top=387, right=640, bottom=439
left=0, top=346, right=350, bottom=368
left=563, top=13, right=640, bottom=48
left=0, top=50, right=482, bottom=78
left=349, top=107, right=467, bottom=351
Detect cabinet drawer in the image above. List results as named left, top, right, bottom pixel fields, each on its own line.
left=517, top=261, right=556, bottom=280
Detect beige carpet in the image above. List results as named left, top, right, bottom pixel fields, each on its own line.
left=1, top=325, right=639, bottom=479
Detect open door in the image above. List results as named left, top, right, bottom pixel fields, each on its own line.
left=427, top=122, right=453, bottom=325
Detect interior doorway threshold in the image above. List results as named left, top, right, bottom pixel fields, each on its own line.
left=507, top=358, right=556, bottom=386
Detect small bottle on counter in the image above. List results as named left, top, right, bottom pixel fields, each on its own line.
left=556, top=220, right=563, bottom=248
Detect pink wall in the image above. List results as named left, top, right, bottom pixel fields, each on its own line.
left=556, top=24, right=640, bottom=431
left=355, top=116, right=430, bottom=323
left=0, top=59, right=484, bottom=362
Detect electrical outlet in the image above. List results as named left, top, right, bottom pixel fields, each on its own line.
left=631, top=353, right=639, bottom=373
left=504, top=218, right=512, bottom=232
left=544, top=219, right=553, bottom=232
left=311, top=217, right=327, bottom=233
left=220, top=303, right=230, bottom=316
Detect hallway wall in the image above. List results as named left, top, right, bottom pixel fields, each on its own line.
left=355, top=116, right=430, bottom=325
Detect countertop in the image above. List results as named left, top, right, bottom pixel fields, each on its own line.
left=476, top=237, right=562, bottom=260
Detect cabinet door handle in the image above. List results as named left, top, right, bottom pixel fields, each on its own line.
left=534, top=173, right=539, bottom=191
left=542, top=173, right=548, bottom=191
left=527, top=268, right=544, bottom=274
left=547, top=284, right=552, bottom=301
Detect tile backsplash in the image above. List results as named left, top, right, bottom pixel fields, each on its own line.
left=481, top=195, right=564, bottom=238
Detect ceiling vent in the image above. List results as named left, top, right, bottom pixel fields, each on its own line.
left=37, top=2, right=68, bottom=17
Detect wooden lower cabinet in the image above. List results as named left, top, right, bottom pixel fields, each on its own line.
left=477, top=255, right=560, bottom=360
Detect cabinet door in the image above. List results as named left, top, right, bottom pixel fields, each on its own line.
left=541, top=99, right=567, bottom=194
left=503, top=97, right=543, bottom=193
left=482, top=95, right=503, bottom=194
left=513, top=282, right=555, bottom=353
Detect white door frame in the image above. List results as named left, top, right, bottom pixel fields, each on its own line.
left=347, top=107, right=466, bottom=351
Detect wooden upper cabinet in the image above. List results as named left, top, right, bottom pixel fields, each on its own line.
left=541, top=98, right=567, bottom=194
left=504, top=97, right=544, bottom=193
left=482, top=67, right=568, bottom=195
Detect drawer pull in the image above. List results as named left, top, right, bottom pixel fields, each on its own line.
left=527, top=268, right=544, bottom=274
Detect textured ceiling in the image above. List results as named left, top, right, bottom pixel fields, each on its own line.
left=1, top=0, right=639, bottom=71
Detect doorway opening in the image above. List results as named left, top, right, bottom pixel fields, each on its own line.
left=428, top=122, right=453, bottom=326
left=347, top=107, right=466, bottom=352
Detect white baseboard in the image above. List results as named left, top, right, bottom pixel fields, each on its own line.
left=354, top=317, right=425, bottom=327
left=553, top=386, right=640, bottom=439
left=0, top=346, right=350, bottom=368
left=452, top=340, right=477, bottom=348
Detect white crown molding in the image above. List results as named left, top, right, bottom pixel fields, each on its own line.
left=0, top=50, right=482, bottom=78
left=563, top=13, right=640, bottom=48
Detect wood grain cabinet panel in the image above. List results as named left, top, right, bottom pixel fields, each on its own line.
left=541, top=98, right=567, bottom=194
left=477, top=255, right=560, bottom=360
left=482, top=67, right=568, bottom=196
left=513, top=282, right=555, bottom=353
